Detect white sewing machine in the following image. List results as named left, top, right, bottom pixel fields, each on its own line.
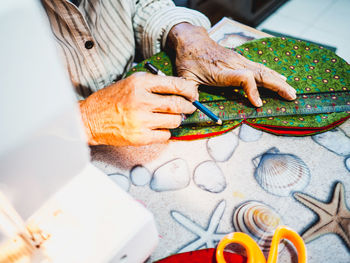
left=0, top=0, right=158, bottom=262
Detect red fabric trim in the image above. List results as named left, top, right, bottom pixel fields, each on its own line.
left=246, top=123, right=319, bottom=135
left=245, top=115, right=350, bottom=130
left=171, top=115, right=349, bottom=140
left=170, top=122, right=242, bottom=140
left=247, top=116, right=349, bottom=135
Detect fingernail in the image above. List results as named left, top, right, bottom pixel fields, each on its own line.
left=256, top=98, right=263, bottom=107
left=280, top=75, right=287, bottom=81
left=289, top=89, right=297, bottom=99
left=189, top=103, right=197, bottom=113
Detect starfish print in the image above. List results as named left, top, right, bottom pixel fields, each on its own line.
left=171, top=200, right=229, bottom=253
left=293, top=182, right=350, bottom=250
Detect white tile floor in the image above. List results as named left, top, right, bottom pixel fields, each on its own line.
left=257, top=0, right=350, bottom=62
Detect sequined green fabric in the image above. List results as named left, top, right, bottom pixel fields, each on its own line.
left=126, top=37, right=350, bottom=139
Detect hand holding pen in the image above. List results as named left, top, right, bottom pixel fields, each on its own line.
left=144, top=61, right=222, bottom=125
left=80, top=68, right=198, bottom=146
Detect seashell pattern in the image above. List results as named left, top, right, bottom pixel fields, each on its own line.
left=253, top=148, right=310, bottom=197
left=207, top=132, right=238, bottom=162
left=150, top=158, right=190, bottom=192
left=239, top=123, right=263, bottom=142
left=312, top=128, right=350, bottom=156
left=130, top=165, right=151, bottom=186
left=108, top=173, right=130, bottom=192
left=232, top=201, right=283, bottom=253
left=193, top=161, right=226, bottom=193
left=345, top=157, right=350, bottom=172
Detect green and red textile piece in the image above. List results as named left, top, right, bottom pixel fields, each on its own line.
left=127, top=37, right=350, bottom=139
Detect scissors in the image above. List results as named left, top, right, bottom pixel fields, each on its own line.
left=216, top=225, right=307, bottom=263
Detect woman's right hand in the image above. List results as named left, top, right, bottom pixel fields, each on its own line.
left=79, top=72, right=198, bottom=146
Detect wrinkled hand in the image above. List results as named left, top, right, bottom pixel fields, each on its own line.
left=79, top=72, right=198, bottom=146
left=168, top=23, right=296, bottom=107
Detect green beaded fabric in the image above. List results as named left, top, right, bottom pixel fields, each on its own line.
left=126, top=37, right=350, bottom=140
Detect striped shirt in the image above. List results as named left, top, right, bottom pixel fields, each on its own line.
left=41, top=0, right=211, bottom=99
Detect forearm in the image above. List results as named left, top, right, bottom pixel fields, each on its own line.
left=132, top=0, right=210, bottom=58
left=167, top=22, right=210, bottom=50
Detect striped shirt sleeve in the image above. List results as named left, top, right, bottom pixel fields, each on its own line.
left=132, top=0, right=211, bottom=58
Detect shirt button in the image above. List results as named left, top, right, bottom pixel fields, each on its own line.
left=84, top=40, right=94, bottom=49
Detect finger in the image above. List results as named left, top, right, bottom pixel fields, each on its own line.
left=151, top=93, right=196, bottom=114
left=254, top=68, right=296, bottom=100
left=142, top=73, right=199, bottom=101
left=148, top=113, right=182, bottom=129
left=279, top=74, right=287, bottom=81
left=143, top=129, right=171, bottom=144
left=220, top=69, right=263, bottom=107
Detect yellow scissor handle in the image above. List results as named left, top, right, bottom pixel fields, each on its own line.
left=216, top=226, right=307, bottom=263
left=267, top=226, right=307, bottom=263
left=216, top=231, right=266, bottom=263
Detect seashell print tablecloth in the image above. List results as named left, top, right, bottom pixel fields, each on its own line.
left=91, top=18, right=350, bottom=263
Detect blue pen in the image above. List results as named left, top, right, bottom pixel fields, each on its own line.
left=144, top=61, right=223, bottom=125
left=192, top=100, right=222, bottom=125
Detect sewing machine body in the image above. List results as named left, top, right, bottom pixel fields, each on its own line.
left=0, top=0, right=158, bottom=261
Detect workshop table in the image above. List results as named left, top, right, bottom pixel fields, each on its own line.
left=91, top=18, right=350, bottom=263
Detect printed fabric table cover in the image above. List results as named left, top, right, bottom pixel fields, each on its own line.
left=91, top=20, right=350, bottom=263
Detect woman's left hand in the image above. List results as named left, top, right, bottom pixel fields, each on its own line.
left=167, top=23, right=296, bottom=107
